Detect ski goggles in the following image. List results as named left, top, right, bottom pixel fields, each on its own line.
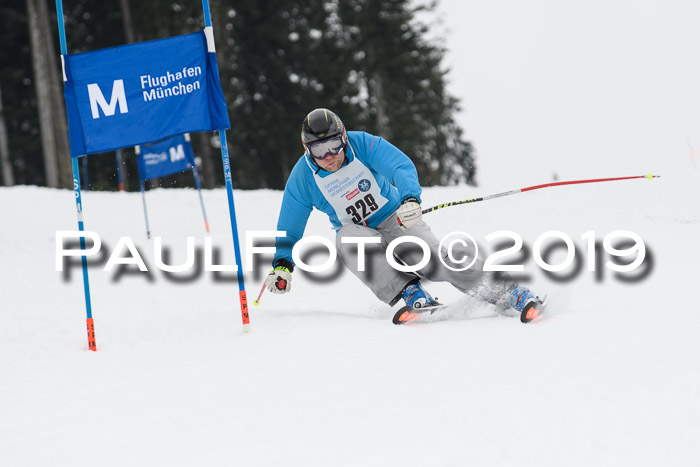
left=305, top=134, right=346, bottom=160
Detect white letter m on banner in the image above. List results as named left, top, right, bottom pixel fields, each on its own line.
left=87, top=79, right=129, bottom=119
left=170, top=144, right=186, bottom=163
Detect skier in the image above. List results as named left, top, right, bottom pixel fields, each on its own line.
left=264, top=108, right=544, bottom=322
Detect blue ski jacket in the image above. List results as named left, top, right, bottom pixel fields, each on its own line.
left=273, top=131, right=422, bottom=267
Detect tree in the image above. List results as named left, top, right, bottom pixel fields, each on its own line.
left=216, top=1, right=365, bottom=189
left=0, top=0, right=43, bottom=186
left=0, top=83, right=14, bottom=186
left=216, top=0, right=475, bottom=189
left=26, top=0, right=59, bottom=187
left=119, top=0, right=136, bottom=44
left=37, top=0, right=72, bottom=188
left=1, top=0, right=476, bottom=189
left=338, top=0, right=475, bottom=185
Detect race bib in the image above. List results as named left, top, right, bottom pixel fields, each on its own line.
left=309, top=150, right=388, bottom=225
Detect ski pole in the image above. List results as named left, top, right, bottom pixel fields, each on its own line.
left=253, top=281, right=266, bottom=306
left=422, top=173, right=660, bottom=214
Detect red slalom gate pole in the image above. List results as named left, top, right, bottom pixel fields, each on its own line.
left=422, top=173, right=660, bottom=214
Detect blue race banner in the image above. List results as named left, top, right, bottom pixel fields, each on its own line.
left=62, top=31, right=229, bottom=157
left=136, top=134, right=195, bottom=181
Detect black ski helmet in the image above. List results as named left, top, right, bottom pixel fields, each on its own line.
left=301, top=108, right=348, bottom=154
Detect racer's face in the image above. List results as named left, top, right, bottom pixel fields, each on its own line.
left=314, top=148, right=345, bottom=172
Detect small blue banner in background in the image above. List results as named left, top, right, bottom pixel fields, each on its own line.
left=137, top=134, right=196, bottom=181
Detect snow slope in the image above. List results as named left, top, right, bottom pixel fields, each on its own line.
left=1, top=162, right=698, bottom=466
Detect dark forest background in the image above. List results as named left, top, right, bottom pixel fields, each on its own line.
left=0, top=0, right=476, bottom=191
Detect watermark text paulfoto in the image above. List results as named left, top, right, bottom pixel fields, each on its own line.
left=56, top=230, right=651, bottom=284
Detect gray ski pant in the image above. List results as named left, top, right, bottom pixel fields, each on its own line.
left=335, top=212, right=514, bottom=306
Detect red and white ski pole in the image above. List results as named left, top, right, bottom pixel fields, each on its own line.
left=422, top=173, right=660, bottom=214
left=253, top=282, right=266, bottom=307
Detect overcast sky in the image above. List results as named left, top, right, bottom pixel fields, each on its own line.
left=437, top=0, right=700, bottom=187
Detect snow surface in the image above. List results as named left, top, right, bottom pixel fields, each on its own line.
left=1, top=161, right=698, bottom=466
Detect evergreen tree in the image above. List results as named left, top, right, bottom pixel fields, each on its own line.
left=217, top=0, right=475, bottom=188
left=0, top=0, right=44, bottom=186
left=337, top=0, right=475, bottom=185
left=0, top=82, right=15, bottom=186
left=215, top=1, right=363, bottom=189
left=0, top=0, right=475, bottom=189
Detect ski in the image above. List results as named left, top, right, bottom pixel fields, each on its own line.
left=520, top=294, right=548, bottom=323
left=392, top=303, right=448, bottom=325
left=393, top=294, right=549, bottom=325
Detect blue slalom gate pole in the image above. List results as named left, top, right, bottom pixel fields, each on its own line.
left=72, top=158, right=96, bottom=350
left=116, top=149, right=125, bottom=191
left=218, top=131, right=250, bottom=331
left=57, top=0, right=96, bottom=351
left=202, top=0, right=250, bottom=331
left=202, top=0, right=213, bottom=29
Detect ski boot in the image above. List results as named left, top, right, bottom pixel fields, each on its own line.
left=393, top=281, right=442, bottom=324
left=509, top=285, right=545, bottom=323
left=403, top=281, right=440, bottom=309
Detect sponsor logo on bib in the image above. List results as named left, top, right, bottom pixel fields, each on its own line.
left=346, top=188, right=361, bottom=200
